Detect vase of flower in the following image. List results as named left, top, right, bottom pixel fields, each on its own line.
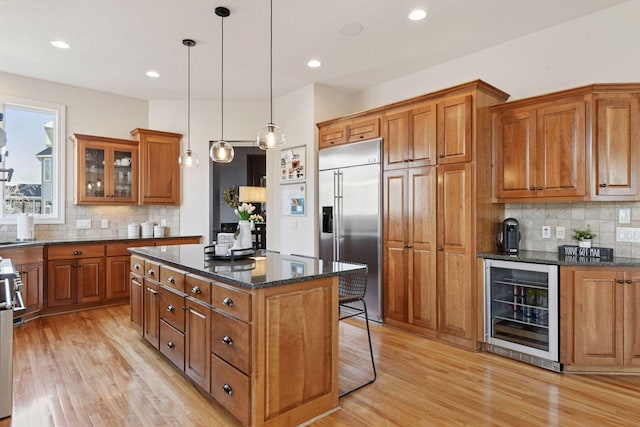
left=233, top=220, right=253, bottom=249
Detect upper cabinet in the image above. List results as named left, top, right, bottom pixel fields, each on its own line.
left=131, top=128, right=182, bottom=206
left=318, top=115, right=381, bottom=149
left=383, top=101, right=437, bottom=170
left=492, top=84, right=640, bottom=203
left=437, top=95, right=472, bottom=164
left=72, top=134, right=139, bottom=205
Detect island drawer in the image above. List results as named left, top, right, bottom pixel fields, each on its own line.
left=130, top=255, right=145, bottom=275
left=47, top=243, right=105, bottom=260
left=160, top=287, right=185, bottom=332
left=212, top=284, right=251, bottom=323
left=160, top=265, right=186, bottom=292
left=186, top=274, right=212, bottom=304
left=211, top=355, right=249, bottom=426
left=160, top=320, right=185, bottom=371
left=211, top=311, right=250, bottom=374
left=144, top=260, right=161, bottom=280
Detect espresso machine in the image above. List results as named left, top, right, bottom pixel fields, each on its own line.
left=497, top=218, right=520, bottom=254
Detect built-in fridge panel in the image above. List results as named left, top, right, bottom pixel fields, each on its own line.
left=319, top=139, right=382, bottom=321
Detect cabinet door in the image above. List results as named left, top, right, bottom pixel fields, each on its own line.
left=437, top=163, right=473, bottom=339
left=134, top=129, right=181, bottom=205
left=185, top=299, right=211, bottom=391
left=493, top=109, right=537, bottom=199
left=77, top=257, right=105, bottom=304
left=383, top=169, right=408, bottom=322
left=624, top=270, right=640, bottom=366
left=572, top=269, right=624, bottom=366
left=47, top=260, right=76, bottom=307
left=409, top=167, right=436, bottom=329
left=144, top=282, right=160, bottom=349
left=18, top=262, right=44, bottom=313
left=437, top=95, right=472, bottom=164
left=594, top=96, right=640, bottom=199
left=319, top=123, right=347, bottom=148
left=130, top=274, right=143, bottom=335
left=383, top=110, right=410, bottom=170
left=347, top=116, right=379, bottom=143
left=535, top=100, right=586, bottom=198
left=410, top=103, right=437, bottom=168
left=106, top=255, right=131, bottom=300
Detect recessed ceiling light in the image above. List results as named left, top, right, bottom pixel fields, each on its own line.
left=408, top=9, right=427, bottom=21
left=339, top=23, right=364, bottom=37
left=50, top=40, right=70, bottom=49
left=146, top=71, right=160, bottom=78
left=307, top=59, right=321, bottom=68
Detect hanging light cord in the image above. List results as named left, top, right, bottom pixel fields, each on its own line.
left=187, top=42, right=191, bottom=151
left=220, top=13, right=225, bottom=140
left=269, top=0, right=273, bottom=125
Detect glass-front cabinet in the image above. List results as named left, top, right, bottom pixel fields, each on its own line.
left=72, top=134, right=138, bottom=204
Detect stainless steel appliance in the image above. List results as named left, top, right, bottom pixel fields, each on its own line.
left=319, top=139, right=382, bottom=321
left=497, top=218, right=520, bottom=254
left=484, top=259, right=560, bottom=371
left=0, top=258, right=24, bottom=419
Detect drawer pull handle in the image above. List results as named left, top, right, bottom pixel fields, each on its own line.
left=148, top=269, right=155, bottom=276
left=530, top=187, right=535, bottom=191
left=134, top=263, right=140, bottom=270
left=222, top=336, right=234, bottom=346
left=222, top=384, right=233, bottom=395
left=627, top=280, right=633, bottom=284
left=191, top=286, right=201, bottom=295
left=600, top=183, right=607, bottom=188
left=167, top=341, right=175, bottom=349
left=222, top=297, right=234, bottom=307
left=167, top=276, right=175, bottom=283
left=72, top=250, right=84, bottom=256
left=167, top=304, right=175, bottom=312
left=618, top=280, right=625, bottom=284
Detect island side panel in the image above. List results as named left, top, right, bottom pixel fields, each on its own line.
left=254, top=276, right=339, bottom=427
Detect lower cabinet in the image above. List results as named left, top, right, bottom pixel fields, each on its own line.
left=185, top=298, right=211, bottom=391
left=561, top=266, right=640, bottom=371
left=0, top=245, right=45, bottom=319
left=106, top=255, right=131, bottom=300
left=143, top=281, right=160, bottom=349
left=47, top=256, right=105, bottom=308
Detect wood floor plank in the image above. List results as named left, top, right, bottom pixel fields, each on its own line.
left=1, top=305, right=640, bottom=426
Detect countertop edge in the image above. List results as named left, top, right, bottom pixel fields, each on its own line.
left=0, top=235, right=202, bottom=249
left=478, top=251, right=640, bottom=267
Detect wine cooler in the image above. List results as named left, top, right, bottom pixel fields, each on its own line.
left=484, top=259, right=560, bottom=371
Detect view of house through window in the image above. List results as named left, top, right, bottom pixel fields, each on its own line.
left=0, top=99, right=65, bottom=223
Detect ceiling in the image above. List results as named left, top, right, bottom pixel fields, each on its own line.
left=0, top=0, right=630, bottom=101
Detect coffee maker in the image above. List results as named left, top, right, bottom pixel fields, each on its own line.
left=497, top=218, right=520, bottom=254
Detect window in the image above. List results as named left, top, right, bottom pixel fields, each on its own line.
left=0, top=96, right=66, bottom=224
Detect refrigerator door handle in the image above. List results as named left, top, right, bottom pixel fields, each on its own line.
left=335, top=170, right=344, bottom=260
left=333, top=171, right=339, bottom=260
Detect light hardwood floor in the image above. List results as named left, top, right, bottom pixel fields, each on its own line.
left=2, top=305, right=640, bottom=426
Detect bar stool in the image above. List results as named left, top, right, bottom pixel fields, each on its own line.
left=337, top=264, right=377, bottom=397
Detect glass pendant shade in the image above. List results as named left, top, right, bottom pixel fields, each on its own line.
left=209, top=140, right=234, bottom=163
left=257, top=123, right=285, bottom=150
left=179, top=149, right=200, bottom=168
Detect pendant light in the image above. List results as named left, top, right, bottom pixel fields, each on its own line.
left=257, top=0, right=285, bottom=150
left=179, top=39, right=200, bottom=168
left=210, top=6, right=234, bottom=163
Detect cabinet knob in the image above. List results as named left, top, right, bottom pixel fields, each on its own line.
left=167, top=276, right=175, bottom=284
left=439, top=154, right=445, bottom=158
left=600, top=183, right=608, bottom=188
left=222, top=384, right=233, bottom=395
left=530, top=187, right=536, bottom=191
left=437, top=247, right=444, bottom=251
left=166, top=341, right=175, bottom=349
left=627, top=280, right=633, bottom=284
left=134, top=263, right=140, bottom=270
left=536, top=187, right=543, bottom=191
left=191, top=286, right=201, bottom=295
left=222, top=297, right=234, bottom=307
left=222, top=336, right=234, bottom=346
left=617, top=280, right=625, bottom=284
left=148, top=269, right=155, bottom=276
left=167, top=304, right=175, bottom=312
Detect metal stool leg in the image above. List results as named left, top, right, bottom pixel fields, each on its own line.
left=339, top=299, right=377, bottom=398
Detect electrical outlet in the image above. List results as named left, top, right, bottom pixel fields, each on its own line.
left=619, top=209, right=631, bottom=224
left=556, top=226, right=565, bottom=239
left=76, top=219, right=91, bottom=229
left=161, top=219, right=167, bottom=227
left=542, top=225, right=551, bottom=239
left=617, top=227, right=640, bottom=242
left=101, top=219, right=109, bottom=228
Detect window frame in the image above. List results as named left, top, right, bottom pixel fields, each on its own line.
left=0, top=95, right=66, bottom=225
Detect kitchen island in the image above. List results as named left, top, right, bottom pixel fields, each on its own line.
left=128, top=244, right=366, bottom=427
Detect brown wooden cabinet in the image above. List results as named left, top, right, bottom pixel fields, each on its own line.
left=383, top=102, right=437, bottom=170
left=131, top=128, right=182, bottom=205
left=143, top=260, right=161, bottom=349
left=185, top=298, right=211, bottom=391
left=561, top=266, right=640, bottom=371
left=592, top=94, right=640, bottom=200
left=318, top=115, right=381, bottom=149
left=0, top=246, right=45, bottom=319
left=493, top=96, right=586, bottom=201
left=437, top=95, right=472, bottom=164
left=71, top=134, right=138, bottom=205
left=129, top=255, right=144, bottom=335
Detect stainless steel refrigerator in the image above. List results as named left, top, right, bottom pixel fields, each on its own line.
left=319, top=139, right=382, bottom=321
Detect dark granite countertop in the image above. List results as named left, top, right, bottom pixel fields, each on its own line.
left=0, top=235, right=201, bottom=249
left=478, top=250, right=640, bottom=267
left=128, top=244, right=367, bottom=290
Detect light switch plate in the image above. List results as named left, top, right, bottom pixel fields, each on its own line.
left=101, top=219, right=109, bottom=228
left=619, top=209, right=631, bottom=224
left=76, top=219, right=91, bottom=229
left=542, top=225, right=551, bottom=239
left=556, top=226, right=565, bottom=239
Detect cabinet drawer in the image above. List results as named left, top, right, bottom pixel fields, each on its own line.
left=211, top=355, right=249, bottom=426
left=160, top=287, right=185, bottom=332
left=144, top=260, right=161, bottom=280
left=107, top=241, right=155, bottom=257
left=186, top=274, right=211, bottom=304
left=160, top=265, right=185, bottom=293
left=0, top=245, right=44, bottom=264
left=212, top=311, right=250, bottom=374
left=212, top=284, right=251, bottom=322
left=348, top=117, right=380, bottom=142
left=160, top=320, right=185, bottom=370
left=130, top=255, right=145, bottom=275
left=47, top=243, right=105, bottom=260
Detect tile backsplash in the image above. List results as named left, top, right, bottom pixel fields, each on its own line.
left=0, top=202, right=179, bottom=241
left=505, top=201, right=640, bottom=258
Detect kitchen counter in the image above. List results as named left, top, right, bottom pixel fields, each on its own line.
left=478, top=250, right=640, bottom=267
left=0, top=235, right=202, bottom=248
left=128, top=244, right=366, bottom=290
